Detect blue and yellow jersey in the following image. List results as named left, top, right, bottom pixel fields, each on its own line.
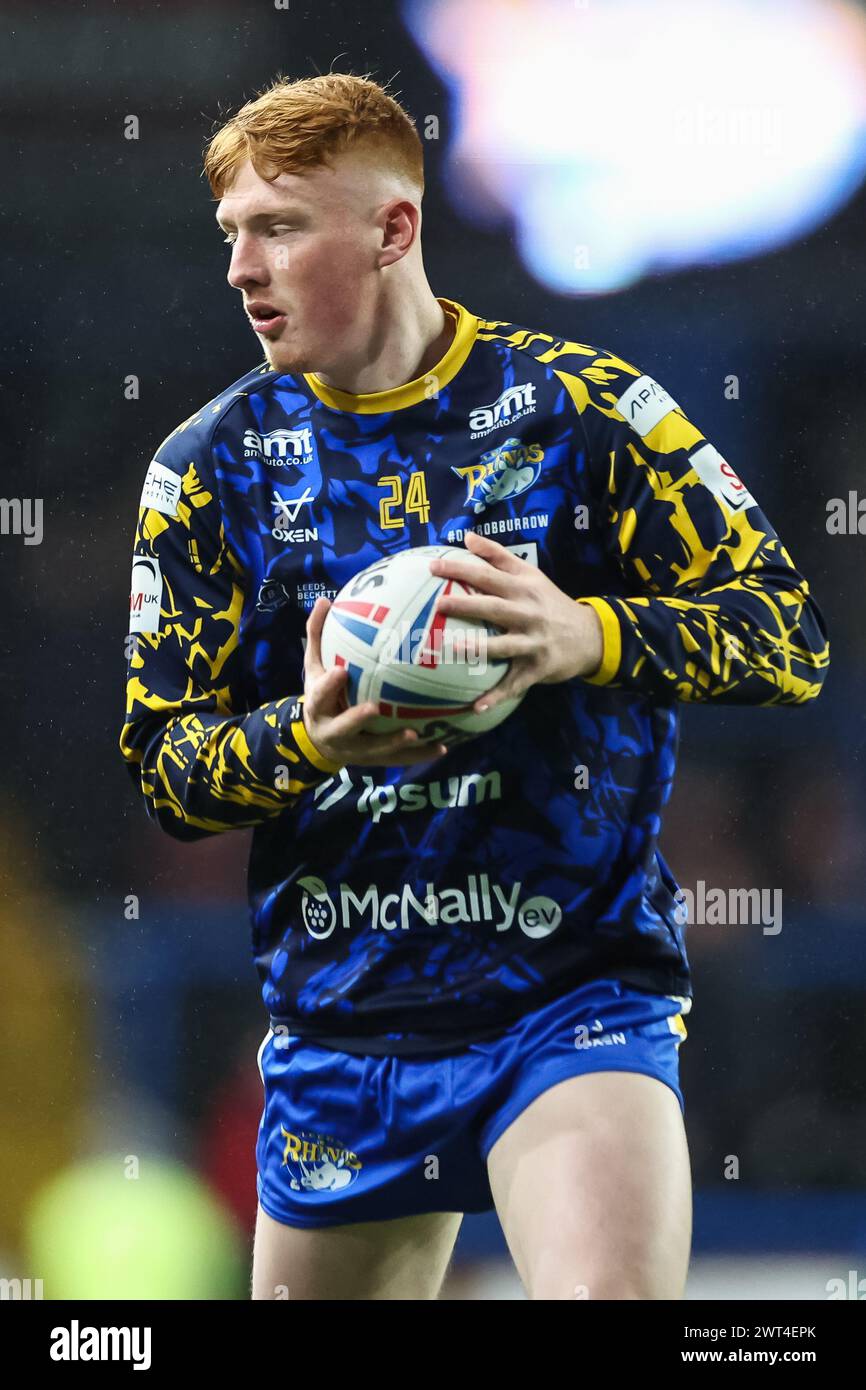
left=120, top=297, right=829, bottom=1053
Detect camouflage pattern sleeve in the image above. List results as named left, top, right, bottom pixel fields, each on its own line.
left=119, top=444, right=342, bottom=840
left=555, top=350, right=830, bottom=704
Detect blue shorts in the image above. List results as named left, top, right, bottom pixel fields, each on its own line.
left=255, top=977, right=690, bottom=1228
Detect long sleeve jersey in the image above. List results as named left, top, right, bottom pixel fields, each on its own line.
left=120, top=297, right=829, bottom=1054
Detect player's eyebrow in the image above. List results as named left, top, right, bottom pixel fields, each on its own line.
left=215, top=209, right=308, bottom=231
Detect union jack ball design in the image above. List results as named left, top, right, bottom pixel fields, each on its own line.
left=319, top=545, right=526, bottom=746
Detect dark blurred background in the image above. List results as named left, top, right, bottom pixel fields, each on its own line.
left=1, top=0, right=864, bottom=1298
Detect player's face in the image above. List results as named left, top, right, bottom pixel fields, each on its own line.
left=216, top=156, right=392, bottom=375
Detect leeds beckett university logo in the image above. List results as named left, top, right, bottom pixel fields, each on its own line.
left=280, top=1127, right=362, bottom=1192
left=452, top=438, right=544, bottom=515
left=256, top=578, right=291, bottom=612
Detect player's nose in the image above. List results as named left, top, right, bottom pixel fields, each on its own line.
left=226, top=237, right=269, bottom=290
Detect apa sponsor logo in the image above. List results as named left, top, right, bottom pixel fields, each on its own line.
left=313, top=768, right=502, bottom=820
left=271, top=488, right=318, bottom=543
left=469, top=382, right=537, bottom=439
left=297, top=873, right=561, bottom=940
left=279, top=1126, right=362, bottom=1193
left=129, top=556, right=162, bottom=634
left=452, top=438, right=544, bottom=514
left=244, top=427, right=314, bottom=466
left=140, top=459, right=180, bottom=516
left=615, top=374, right=679, bottom=438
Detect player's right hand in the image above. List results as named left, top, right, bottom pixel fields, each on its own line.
left=302, top=598, right=449, bottom=768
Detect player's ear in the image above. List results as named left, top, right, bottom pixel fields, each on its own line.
left=377, top=197, right=418, bottom=266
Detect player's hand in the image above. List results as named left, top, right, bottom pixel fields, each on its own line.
left=302, top=598, right=449, bottom=768
left=428, top=531, right=605, bottom=712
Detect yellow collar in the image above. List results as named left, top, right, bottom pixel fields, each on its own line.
left=303, top=297, right=478, bottom=414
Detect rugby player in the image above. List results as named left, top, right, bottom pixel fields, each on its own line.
left=120, top=73, right=829, bottom=1299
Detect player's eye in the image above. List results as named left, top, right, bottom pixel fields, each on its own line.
left=222, top=234, right=237, bottom=246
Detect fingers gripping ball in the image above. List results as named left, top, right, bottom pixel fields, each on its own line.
left=320, top=546, right=526, bottom=747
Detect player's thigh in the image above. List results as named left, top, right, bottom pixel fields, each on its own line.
left=251, top=1203, right=463, bottom=1300
left=487, top=1071, right=691, bottom=1300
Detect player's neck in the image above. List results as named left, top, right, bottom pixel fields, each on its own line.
left=312, top=291, right=455, bottom=398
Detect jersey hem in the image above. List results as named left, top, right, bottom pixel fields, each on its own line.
left=265, top=966, right=692, bottom=1058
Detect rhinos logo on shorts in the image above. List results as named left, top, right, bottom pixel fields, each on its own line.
left=280, top=1127, right=362, bottom=1193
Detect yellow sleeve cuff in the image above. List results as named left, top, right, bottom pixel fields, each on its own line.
left=576, top=597, right=622, bottom=685
left=291, top=716, right=344, bottom=775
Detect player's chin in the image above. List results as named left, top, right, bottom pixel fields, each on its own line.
left=261, top=339, right=310, bottom=374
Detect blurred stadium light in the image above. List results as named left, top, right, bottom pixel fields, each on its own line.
left=404, top=0, right=866, bottom=292
left=24, top=1156, right=246, bottom=1300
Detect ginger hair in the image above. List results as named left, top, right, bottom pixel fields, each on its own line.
left=204, top=72, right=424, bottom=198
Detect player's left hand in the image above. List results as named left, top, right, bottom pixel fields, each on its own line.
left=429, top=532, right=605, bottom=713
